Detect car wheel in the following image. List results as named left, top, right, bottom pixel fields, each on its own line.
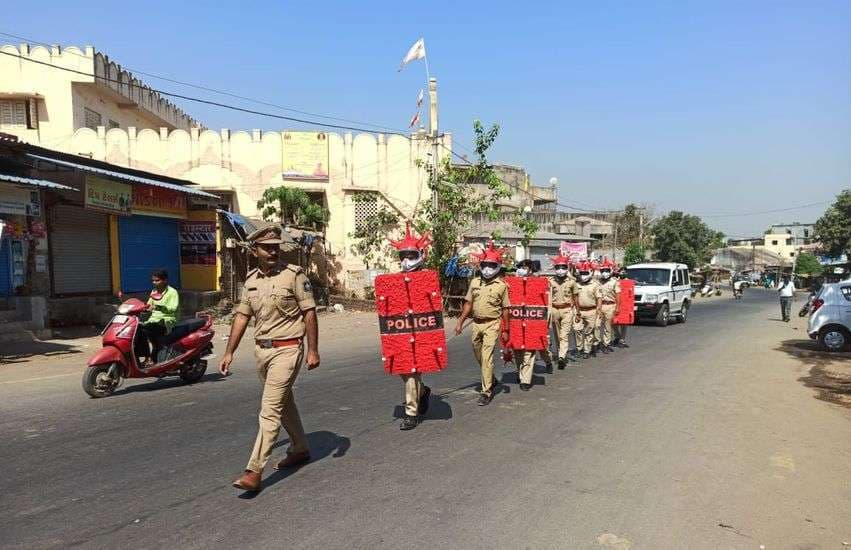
left=818, top=326, right=849, bottom=352
left=655, top=303, right=670, bottom=327
left=679, top=301, right=689, bottom=323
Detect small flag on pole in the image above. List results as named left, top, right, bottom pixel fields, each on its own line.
left=416, top=89, right=424, bottom=108
left=399, top=38, right=426, bottom=71
left=409, top=111, right=421, bottom=128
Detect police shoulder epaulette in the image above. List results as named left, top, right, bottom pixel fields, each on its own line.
left=284, top=263, right=304, bottom=274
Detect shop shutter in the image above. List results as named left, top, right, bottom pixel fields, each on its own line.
left=118, top=215, right=181, bottom=293
left=51, top=205, right=111, bottom=295
left=0, top=238, right=11, bottom=297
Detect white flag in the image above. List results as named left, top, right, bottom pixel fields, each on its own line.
left=416, top=89, right=424, bottom=108
left=398, top=38, right=426, bottom=71
left=409, top=110, right=421, bottom=128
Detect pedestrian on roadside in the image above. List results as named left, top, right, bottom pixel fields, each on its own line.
left=387, top=223, right=433, bottom=431
left=777, top=274, right=795, bottom=322
left=573, top=261, right=602, bottom=359
left=455, top=242, right=510, bottom=406
left=548, top=254, right=580, bottom=368
left=219, top=226, right=320, bottom=493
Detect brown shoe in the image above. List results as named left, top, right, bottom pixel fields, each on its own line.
left=273, top=450, right=311, bottom=470
left=232, top=470, right=261, bottom=492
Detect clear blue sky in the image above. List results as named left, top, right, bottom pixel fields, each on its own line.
left=4, top=1, right=849, bottom=237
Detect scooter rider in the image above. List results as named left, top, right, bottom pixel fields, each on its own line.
left=138, top=269, right=179, bottom=364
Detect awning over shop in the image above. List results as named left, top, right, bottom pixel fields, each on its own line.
left=27, top=153, right=219, bottom=199
left=0, top=172, right=78, bottom=191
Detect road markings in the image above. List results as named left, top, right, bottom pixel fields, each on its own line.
left=0, top=373, right=77, bottom=385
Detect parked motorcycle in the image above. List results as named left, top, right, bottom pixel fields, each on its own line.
left=798, top=292, right=817, bottom=318
left=83, top=298, right=214, bottom=398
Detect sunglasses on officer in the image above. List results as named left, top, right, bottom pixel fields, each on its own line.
left=398, top=250, right=421, bottom=261
left=480, top=261, right=499, bottom=270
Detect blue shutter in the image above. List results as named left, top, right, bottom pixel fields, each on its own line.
left=0, top=238, right=10, bottom=297
left=118, top=215, right=181, bottom=293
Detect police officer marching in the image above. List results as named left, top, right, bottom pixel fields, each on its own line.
left=219, top=226, right=320, bottom=493
left=511, top=258, right=552, bottom=389
left=573, top=261, right=603, bottom=359
left=596, top=258, right=621, bottom=354
left=548, top=254, right=579, bottom=368
left=455, top=242, right=510, bottom=406
left=388, top=223, right=433, bottom=431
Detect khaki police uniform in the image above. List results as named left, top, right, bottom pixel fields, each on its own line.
left=573, top=280, right=602, bottom=354
left=549, top=276, right=581, bottom=360
left=236, top=264, right=316, bottom=473
left=465, top=276, right=509, bottom=396
left=597, top=278, right=621, bottom=347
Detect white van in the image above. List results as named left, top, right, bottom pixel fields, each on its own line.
left=625, top=262, right=692, bottom=326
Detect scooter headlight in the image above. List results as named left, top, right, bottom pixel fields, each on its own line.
left=118, top=303, right=132, bottom=314
left=116, top=325, right=134, bottom=339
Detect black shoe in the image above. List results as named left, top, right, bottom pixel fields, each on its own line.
left=546, top=363, right=553, bottom=374
left=617, top=342, right=629, bottom=348
left=605, top=345, right=614, bottom=353
left=557, top=358, right=566, bottom=370
left=589, top=350, right=597, bottom=357
left=477, top=393, right=493, bottom=406
left=600, top=346, right=610, bottom=354
left=400, top=415, right=418, bottom=430
left=580, top=352, right=590, bottom=360
left=418, top=386, right=431, bottom=416
left=519, top=383, right=531, bottom=391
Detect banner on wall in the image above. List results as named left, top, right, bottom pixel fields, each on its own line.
left=0, top=187, right=40, bottom=216
left=85, top=175, right=132, bottom=215
left=282, top=131, right=329, bottom=181
left=559, top=241, right=588, bottom=262
left=132, top=185, right=187, bottom=218
left=179, top=220, right=216, bottom=265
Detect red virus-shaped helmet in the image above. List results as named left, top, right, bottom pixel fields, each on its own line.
left=550, top=254, right=571, bottom=268
left=600, top=257, right=615, bottom=270
left=389, top=221, right=432, bottom=253
left=577, top=261, right=593, bottom=274
left=473, top=240, right=506, bottom=264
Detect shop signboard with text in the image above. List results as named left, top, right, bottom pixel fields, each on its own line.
left=180, top=220, right=216, bottom=265
left=132, top=185, right=187, bottom=218
left=85, top=175, right=132, bottom=215
left=281, top=131, right=329, bottom=181
left=0, top=187, right=40, bottom=216
left=560, top=241, right=588, bottom=262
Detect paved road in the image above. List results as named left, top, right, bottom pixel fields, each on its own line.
left=1, top=290, right=849, bottom=549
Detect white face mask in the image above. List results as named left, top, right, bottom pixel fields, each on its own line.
left=579, top=273, right=591, bottom=283
left=400, top=256, right=423, bottom=272
left=481, top=266, right=500, bottom=279
left=601, top=270, right=612, bottom=280
left=554, top=268, right=568, bottom=278
left=516, top=268, right=529, bottom=277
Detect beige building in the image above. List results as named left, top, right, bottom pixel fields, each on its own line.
left=763, top=233, right=797, bottom=262
left=1, top=43, right=446, bottom=287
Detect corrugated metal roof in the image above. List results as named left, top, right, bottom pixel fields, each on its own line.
left=0, top=172, right=78, bottom=191
left=27, top=154, right=219, bottom=199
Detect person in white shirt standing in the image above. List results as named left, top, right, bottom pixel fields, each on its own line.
left=777, top=275, right=795, bottom=322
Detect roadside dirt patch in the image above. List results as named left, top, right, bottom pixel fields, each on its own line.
left=777, top=339, right=851, bottom=408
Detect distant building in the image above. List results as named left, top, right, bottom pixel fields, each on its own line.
left=765, top=222, right=815, bottom=246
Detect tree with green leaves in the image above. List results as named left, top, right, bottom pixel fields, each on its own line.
left=652, top=211, right=724, bottom=268
left=257, top=186, right=327, bottom=229
left=623, top=241, right=646, bottom=265
left=794, top=252, right=823, bottom=277
left=613, top=203, right=650, bottom=247
left=348, top=120, right=536, bottom=282
left=814, top=189, right=851, bottom=258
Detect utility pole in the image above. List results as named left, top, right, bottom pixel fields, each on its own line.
left=428, top=77, right=439, bottom=212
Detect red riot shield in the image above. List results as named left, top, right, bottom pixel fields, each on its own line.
left=505, top=276, right=550, bottom=351
left=374, top=270, right=447, bottom=375
left=614, top=279, right=635, bottom=325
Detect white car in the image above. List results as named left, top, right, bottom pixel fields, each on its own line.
left=626, top=262, right=692, bottom=327
left=807, top=281, right=851, bottom=352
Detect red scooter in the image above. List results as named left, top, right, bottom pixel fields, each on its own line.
left=83, top=297, right=215, bottom=398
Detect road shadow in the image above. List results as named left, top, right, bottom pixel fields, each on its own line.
left=392, top=391, right=453, bottom=421
left=237, top=430, right=351, bottom=498
left=775, top=339, right=851, bottom=409
left=112, top=372, right=228, bottom=395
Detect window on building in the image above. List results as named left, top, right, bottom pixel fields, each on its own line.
left=354, top=194, right=378, bottom=233
left=786, top=238, right=792, bottom=245
left=804, top=229, right=809, bottom=238
left=0, top=99, right=27, bottom=128
left=771, top=240, right=778, bottom=245
left=84, top=107, right=102, bottom=130
left=790, top=252, right=795, bottom=257
left=108, top=119, right=119, bottom=129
